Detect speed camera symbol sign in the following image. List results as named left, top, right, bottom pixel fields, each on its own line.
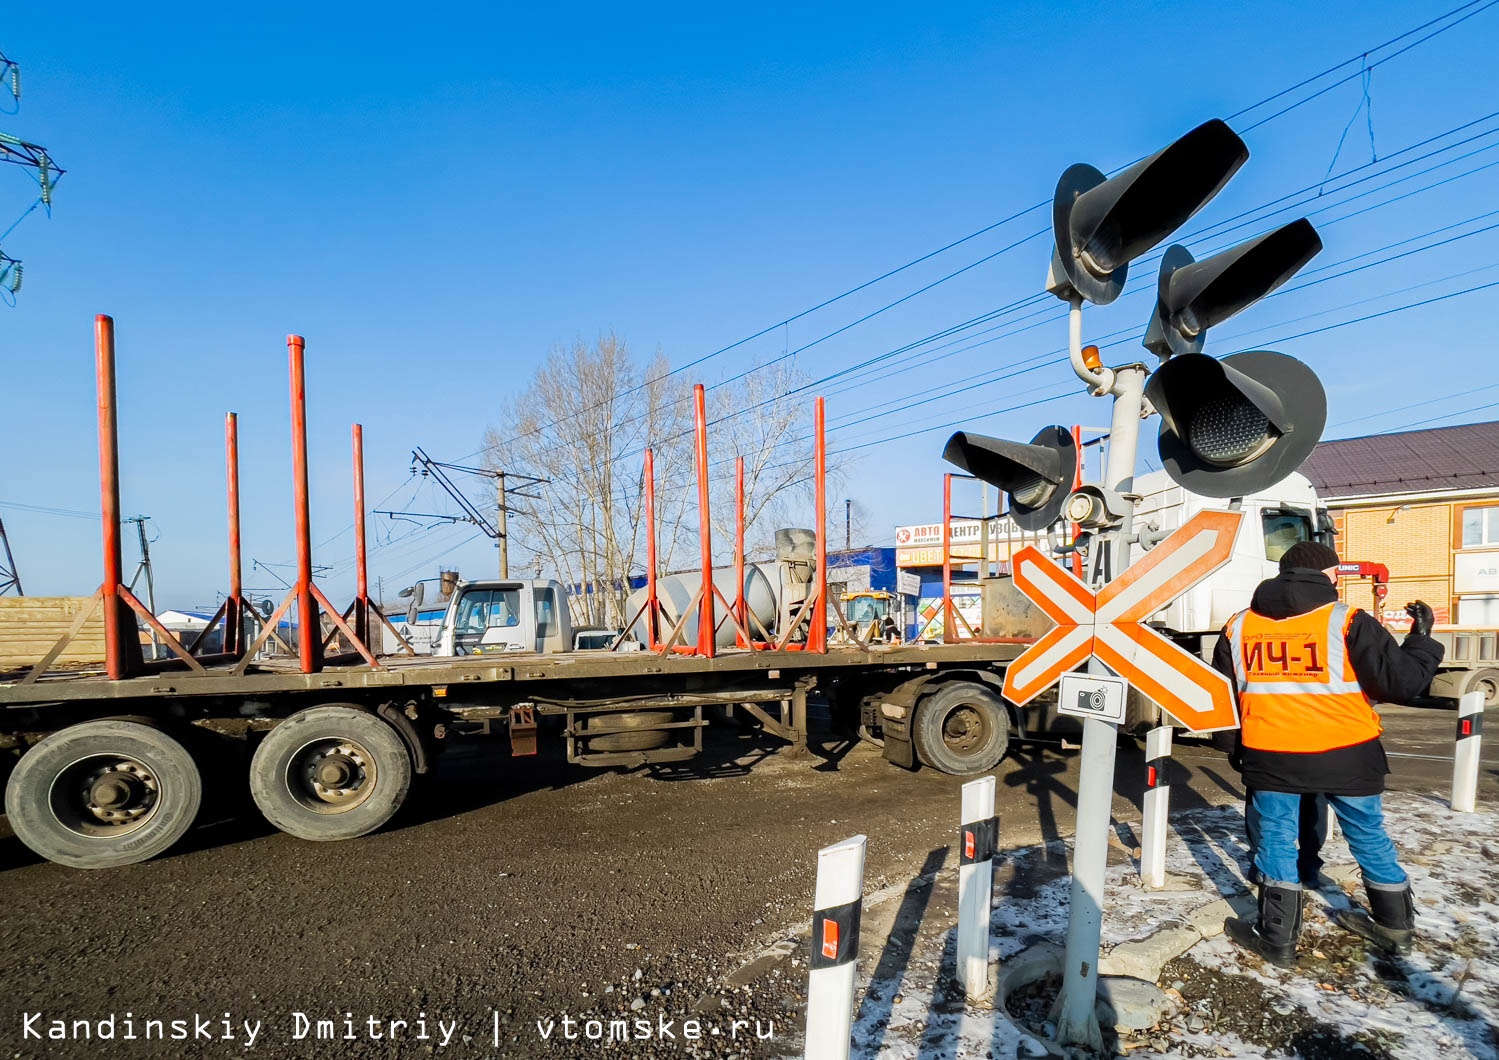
left=1057, top=672, right=1128, bottom=724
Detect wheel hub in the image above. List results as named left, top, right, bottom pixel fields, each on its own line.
left=293, top=740, right=376, bottom=811
left=75, top=759, right=158, bottom=827
left=942, top=705, right=987, bottom=753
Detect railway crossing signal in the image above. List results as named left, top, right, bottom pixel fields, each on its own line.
left=1047, top=119, right=1248, bottom=306
left=942, top=425, right=1077, bottom=531
left=999, top=115, right=1328, bottom=1051
left=1143, top=218, right=1322, bottom=359
left=1000, top=509, right=1243, bottom=732
left=1145, top=349, right=1328, bottom=498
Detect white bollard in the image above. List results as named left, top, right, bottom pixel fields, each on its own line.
left=1140, top=726, right=1173, bottom=889
left=1451, top=690, right=1484, bottom=813
left=957, top=776, right=999, bottom=1000
left=804, top=835, right=867, bottom=1060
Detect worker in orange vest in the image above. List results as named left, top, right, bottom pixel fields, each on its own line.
left=1213, top=540, right=1443, bottom=965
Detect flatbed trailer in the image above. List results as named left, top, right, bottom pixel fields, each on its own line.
left=0, top=317, right=1034, bottom=869
left=0, top=639, right=1029, bottom=868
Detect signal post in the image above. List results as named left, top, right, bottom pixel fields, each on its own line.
left=944, top=118, right=1331, bottom=1049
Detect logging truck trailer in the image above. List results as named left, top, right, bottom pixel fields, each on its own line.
left=0, top=318, right=1036, bottom=870
left=0, top=639, right=1028, bottom=869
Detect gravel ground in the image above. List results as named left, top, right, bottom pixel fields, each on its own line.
left=1, top=716, right=1127, bottom=1060
left=1, top=702, right=1487, bottom=1059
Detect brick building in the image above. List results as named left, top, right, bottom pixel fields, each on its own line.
left=1300, top=420, right=1499, bottom=628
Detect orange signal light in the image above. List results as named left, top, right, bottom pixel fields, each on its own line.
left=1081, top=345, right=1103, bottom=373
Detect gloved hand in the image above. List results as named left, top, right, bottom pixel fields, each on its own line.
left=1405, top=600, right=1435, bottom=638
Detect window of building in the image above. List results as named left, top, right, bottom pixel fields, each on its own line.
left=1461, top=506, right=1499, bottom=548
left=1457, top=594, right=1499, bottom=627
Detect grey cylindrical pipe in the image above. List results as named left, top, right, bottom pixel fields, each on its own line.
left=627, top=564, right=778, bottom=647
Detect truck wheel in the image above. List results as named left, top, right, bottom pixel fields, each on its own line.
left=911, top=682, right=1011, bottom=775
left=582, top=711, right=674, bottom=752
left=4, top=719, right=202, bottom=869
left=250, top=705, right=412, bottom=842
left=1463, top=668, right=1499, bottom=709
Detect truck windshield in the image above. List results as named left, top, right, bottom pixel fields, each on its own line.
left=846, top=596, right=887, bottom=624
left=456, top=588, right=522, bottom=632
left=1261, top=509, right=1314, bottom=563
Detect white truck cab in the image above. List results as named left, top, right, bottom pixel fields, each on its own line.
left=430, top=579, right=573, bottom=656
left=1132, top=469, right=1334, bottom=638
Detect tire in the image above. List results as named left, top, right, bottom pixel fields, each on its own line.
left=911, top=682, right=1011, bottom=775
left=249, top=705, right=412, bottom=842
left=1463, top=667, right=1499, bottom=709
left=582, top=710, right=674, bottom=752
left=4, top=718, right=202, bottom=869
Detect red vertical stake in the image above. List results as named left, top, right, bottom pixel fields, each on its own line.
left=225, top=412, right=243, bottom=657
left=694, top=384, right=715, bottom=658
left=95, top=314, right=130, bottom=680
left=644, top=448, right=660, bottom=650
left=352, top=423, right=370, bottom=648
left=943, top=472, right=954, bottom=643
left=811, top=397, right=828, bottom=653
left=734, top=456, right=747, bottom=649
left=288, top=334, right=321, bottom=674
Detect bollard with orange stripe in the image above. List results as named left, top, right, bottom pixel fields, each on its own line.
left=1140, top=725, right=1172, bottom=888
left=804, top=835, right=866, bottom=1060
left=957, top=776, right=999, bottom=999
left=1451, top=691, right=1483, bottom=813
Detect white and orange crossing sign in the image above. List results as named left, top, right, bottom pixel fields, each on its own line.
left=1001, top=510, right=1244, bottom=732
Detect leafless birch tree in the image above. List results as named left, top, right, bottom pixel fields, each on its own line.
left=484, top=336, right=837, bottom=627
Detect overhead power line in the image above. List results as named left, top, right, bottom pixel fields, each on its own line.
left=467, top=0, right=1496, bottom=463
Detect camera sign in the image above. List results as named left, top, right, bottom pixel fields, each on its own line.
left=1057, top=672, right=1128, bottom=724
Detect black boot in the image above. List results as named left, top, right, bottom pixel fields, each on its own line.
left=1335, top=880, right=1415, bottom=955
left=1226, top=882, right=1303, bottom=967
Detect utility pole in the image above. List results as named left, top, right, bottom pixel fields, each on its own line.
left=498, top=470, right=508, bottom=578
left=0, top=515, right=21, bottom=595
left=124, top=516, right=159, bottom=658
left=402, top=448, right=545, bottom=581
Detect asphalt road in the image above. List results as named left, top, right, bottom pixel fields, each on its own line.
left=1, top=702, right=1492, bottom=1059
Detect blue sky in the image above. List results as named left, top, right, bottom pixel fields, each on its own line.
left=3, top=0, right=1497, bottom=608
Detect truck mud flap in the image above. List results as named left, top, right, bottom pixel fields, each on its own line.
left=876, top=681, right=931, bottom=771
left=509, top=704, right=538, bottom=756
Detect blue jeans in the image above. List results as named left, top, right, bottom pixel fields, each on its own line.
left=1246, top=789, right=1328, bottom=884
left=1251, top=790, right=1407, bottom=887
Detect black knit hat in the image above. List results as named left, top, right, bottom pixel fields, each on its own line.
left=1280, top=540, right=1340, bottom=573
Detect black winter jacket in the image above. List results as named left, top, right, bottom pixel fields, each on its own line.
left=1211, top=568, right=1445, bottom=796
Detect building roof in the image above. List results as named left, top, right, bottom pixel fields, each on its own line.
left=1302, top=420, right=1499, bottom=500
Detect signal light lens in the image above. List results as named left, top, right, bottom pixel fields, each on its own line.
left=1188, top=396, right=1277, bottom=467
left=1080, top=345, right=1103, bottom=373
left=1009, top=471, right=1050, bottom=508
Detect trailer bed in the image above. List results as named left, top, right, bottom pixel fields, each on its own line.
left=0, top=641, right=1027, bottom=704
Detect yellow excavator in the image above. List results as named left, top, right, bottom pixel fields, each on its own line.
left=836, top=590, right=902, bottom=644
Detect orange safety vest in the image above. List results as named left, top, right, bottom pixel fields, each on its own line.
left=1225, top=601, right=1383, bottom=754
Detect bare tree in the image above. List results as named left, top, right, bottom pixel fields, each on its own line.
left=484, top=339, right=843, bottom=627
left=483, top=335, right=693, bottom=627
left=707, top=359, right=823, bottom=560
